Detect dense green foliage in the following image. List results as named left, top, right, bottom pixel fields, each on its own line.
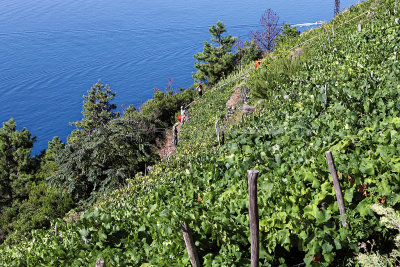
left=70, top=82, right=119, bottom=134
left=0, top=183, right=73, bottom=245
left=0, top=119, right=36, bottom=207
left=50, top=82, right=172, bottom=204
left=236, top=39, right=264, bottom=67
left=193, top=21, right=237, bottom=84
left=0, top=121, right=73, bottom=245
left=125, top=88, right=195, bottom=135
left=1, top=1, right=400, bottom=265
left=50, top=119, right=153, bottom=204
left=276, top=24, right=301, bottom=47
left=1, top=80, right=195, bottom=243
left=37, top=136, right=65, bottom=179
left=357, top=204, right=400, bottom=266
left=250, top=54, right=306, bottom=100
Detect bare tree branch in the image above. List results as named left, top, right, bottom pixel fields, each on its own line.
left=250, top=9, right=281, bottom=53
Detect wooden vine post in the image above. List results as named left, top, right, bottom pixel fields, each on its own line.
left=144, top=164, right=147, bottom=187
left=181, top=222, right=200, bottom=267
left=215, top=115, right=220, bottom=146
left=324, top=26, right=331, bottom=46
left=325, top=151, right=348, bottom=227
left=248, top=170, right=260, bottom=267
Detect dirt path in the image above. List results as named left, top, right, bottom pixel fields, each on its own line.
left=158, top=122, right=182, bottom=158
left=225, top=83, right=245, bottom=124
left=158, top=82, right=246, bottom=159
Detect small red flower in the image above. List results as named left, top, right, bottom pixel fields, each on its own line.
left=313, top=253, right=321, bottom=262
left=197, top=195, right=202, bottom=202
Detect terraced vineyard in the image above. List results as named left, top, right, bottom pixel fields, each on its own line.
left=1, top=0, right=400, bottom=265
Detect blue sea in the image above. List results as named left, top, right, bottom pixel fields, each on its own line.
left=0, top=0, right=361, bottom=154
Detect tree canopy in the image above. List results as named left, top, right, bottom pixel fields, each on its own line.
left=50, top=82, right=153, bottom=203
left=71, top=82, right=119, bottom=136
left=0, top=119, right=36, bottom=207
left=193, top=21, right=237, bottom=85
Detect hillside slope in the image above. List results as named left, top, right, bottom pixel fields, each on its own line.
left=1, top=0, right=400, bottom=266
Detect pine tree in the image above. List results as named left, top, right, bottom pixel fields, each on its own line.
left=0, top=119, right=36, bottom=207
left=37, top=136, right=65, bottom=179
left=71, top=82, right=119, bottom=133
left=50, top=119, right=152, bottom=203
left=50, top=82, right=153, bottom=203
left=68, top=81, right=119, bottom=144
left=193, top=21, right=237, bottom=85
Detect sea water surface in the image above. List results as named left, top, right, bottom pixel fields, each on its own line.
left=0, top=0, right=361, bottom=154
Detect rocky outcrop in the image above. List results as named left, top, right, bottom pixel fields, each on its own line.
left=291, top=48, right=304, bottom=60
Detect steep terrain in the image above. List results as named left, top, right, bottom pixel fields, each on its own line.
left=1, top=0, right=400, bottom=265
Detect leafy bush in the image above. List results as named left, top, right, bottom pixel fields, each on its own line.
left=50, top=119, right=154, bottom=204
left=237, top=39, right=264, bottom=66
left=249, top=53, right=307, bottom=100
left=126, top=88, right=195, bottom=131
left=0, top=183, right=73, bottom=245
left=357, top=204, right=400, bottom=266
left=276, top=24, right=301, bottom=47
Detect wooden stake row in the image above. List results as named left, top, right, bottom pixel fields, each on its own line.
left=181, top=151, right=347, bottom=266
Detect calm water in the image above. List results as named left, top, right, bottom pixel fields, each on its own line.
left=0, top=0, right=361, bottom=154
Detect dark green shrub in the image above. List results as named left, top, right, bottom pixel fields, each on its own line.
left=250, top=54, right=306, bottom=100
left=0, top=183, right=73, bottom=245
left=0, top=119, right=36, bottom=208
left=50, top=119, right=154, bottom=204
left=125, top=88, right=195, bottom=130
left=276, top=24, right=301, bottom=47
left=238, top=39, right=264, bottom=66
